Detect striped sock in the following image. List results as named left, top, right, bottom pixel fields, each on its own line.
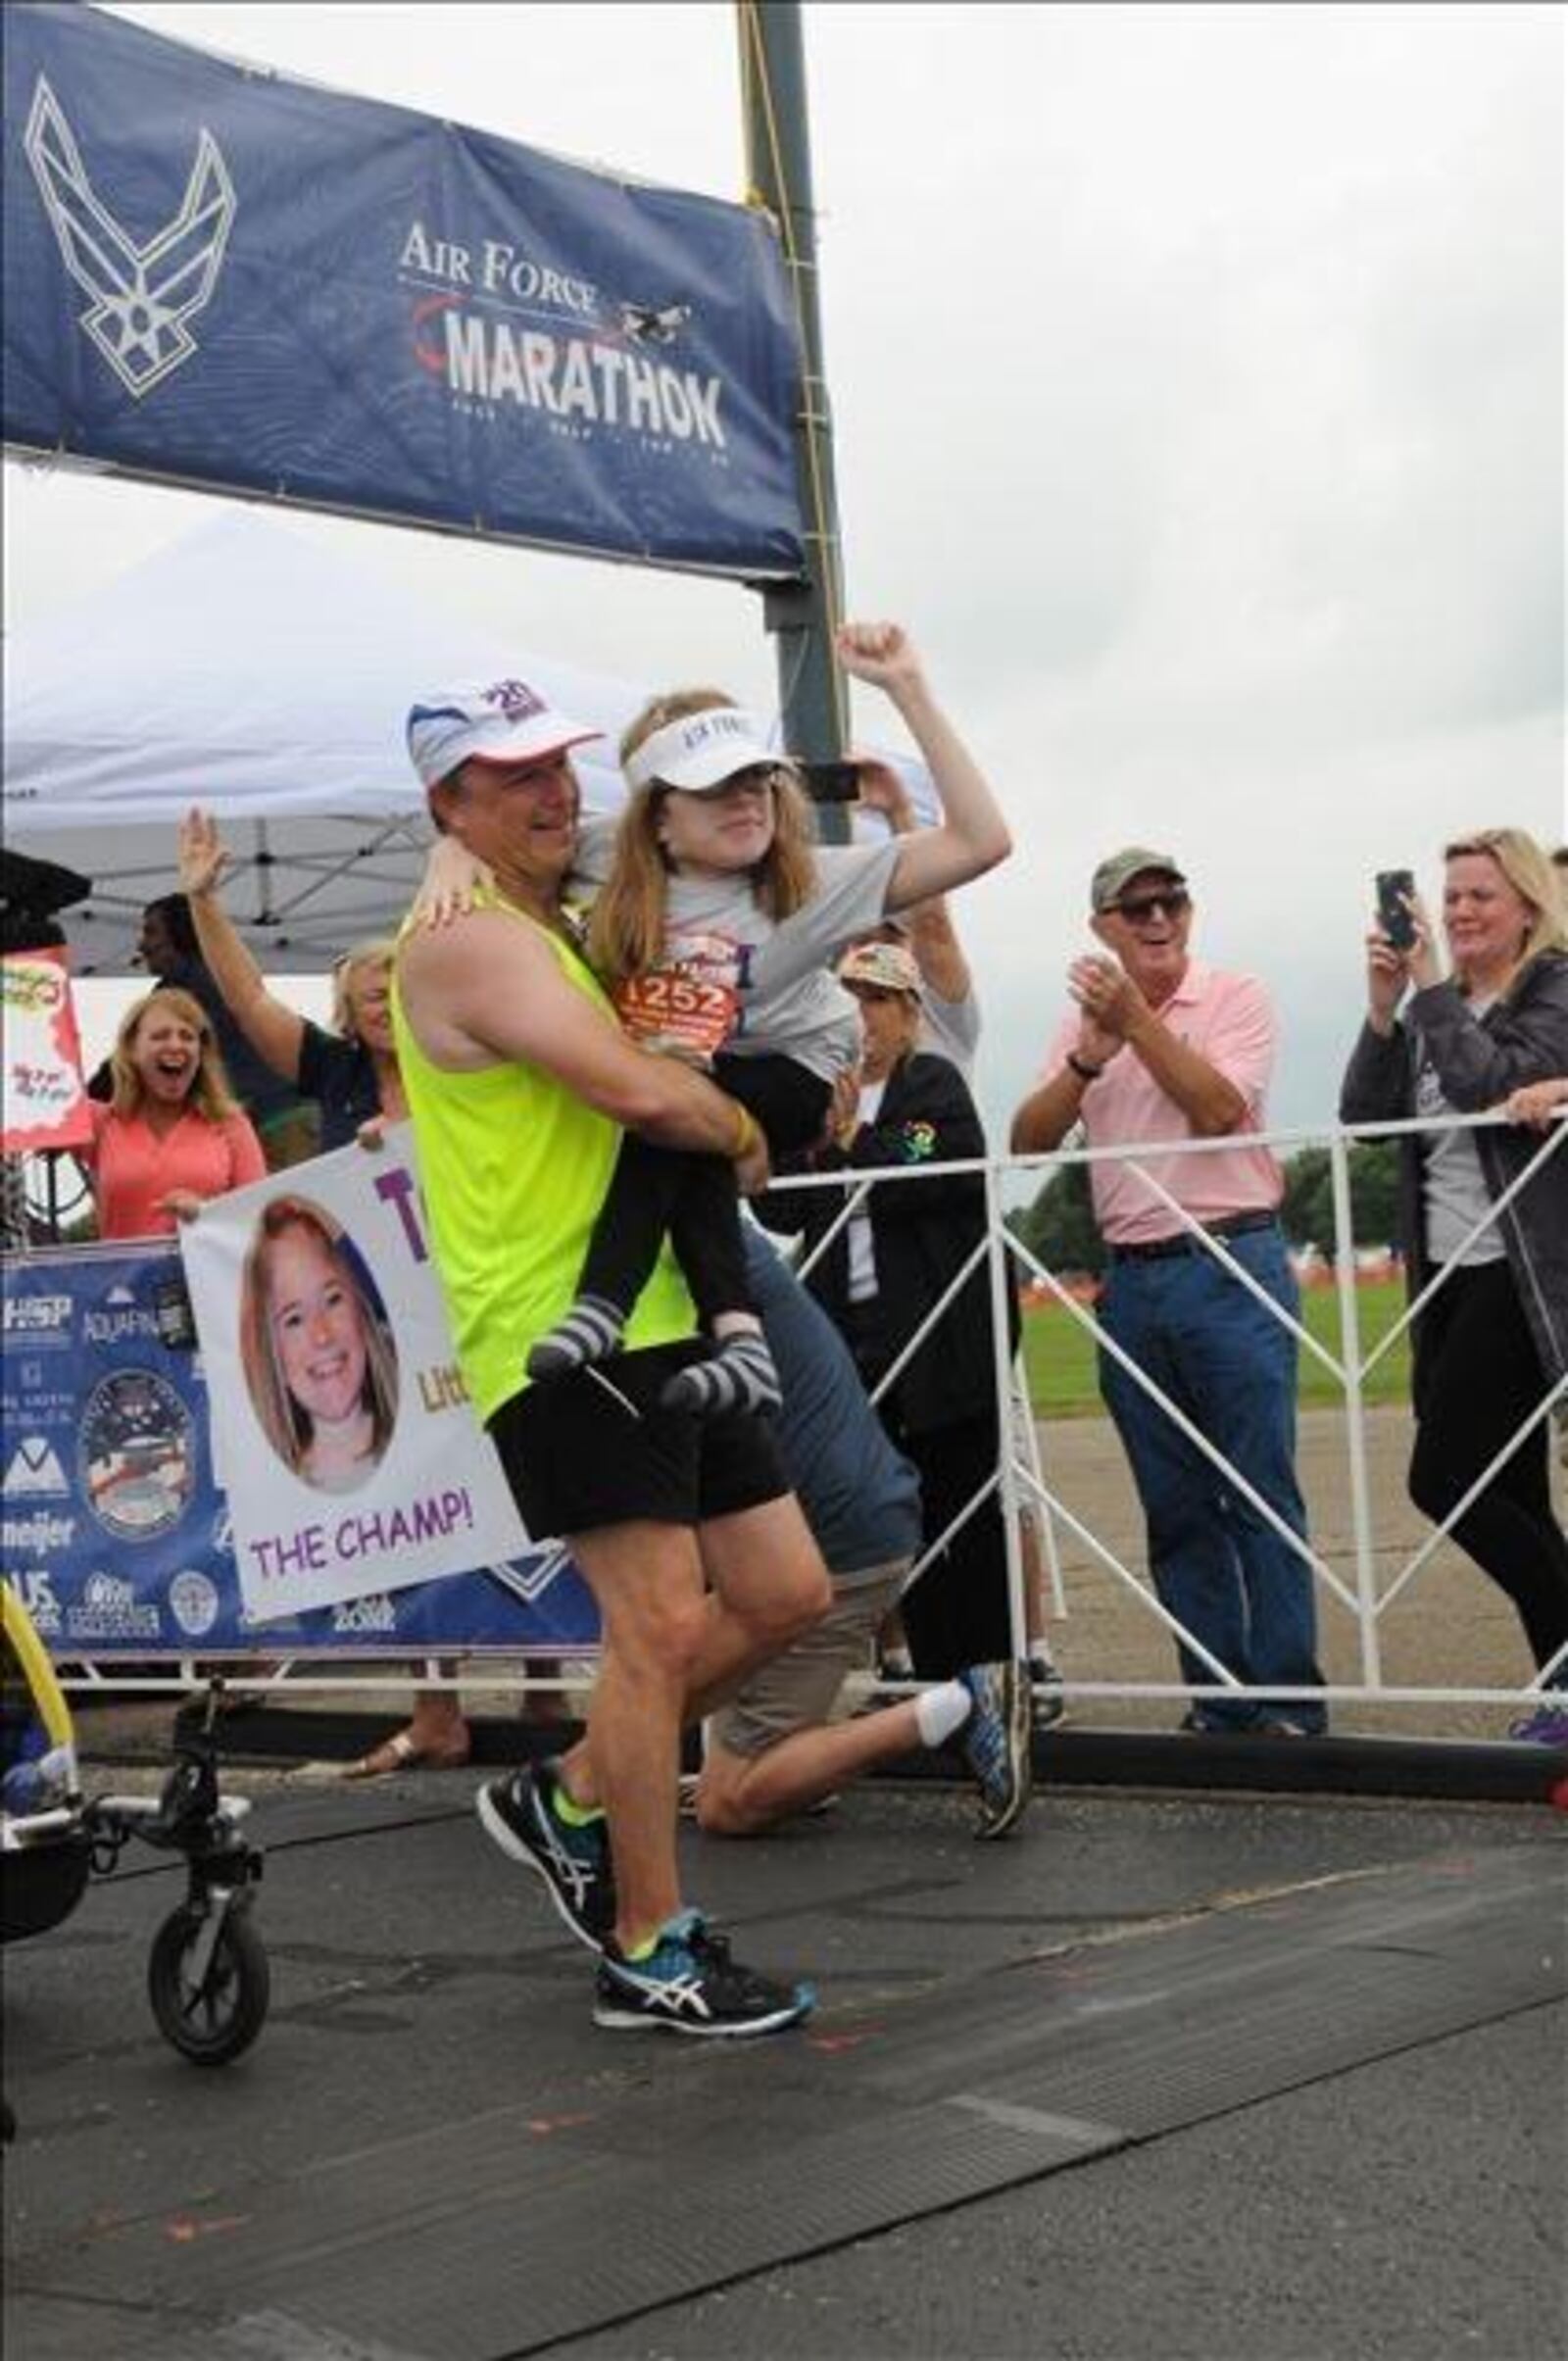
left=661, top=1332, right=783, bottom=1420
left=526, top=1295, right=626, bottom=1381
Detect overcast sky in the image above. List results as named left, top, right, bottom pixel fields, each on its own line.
left=5, top=1, right=1563, bottom=1141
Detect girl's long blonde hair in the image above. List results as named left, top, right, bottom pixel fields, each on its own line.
left=109, top=988, right=241, bottom=1122
left=587, top=690, right=818, bottom=982
left=238, top=1196, right=400, bottom=1477
left=1444, top=828, right=1568, bottom=996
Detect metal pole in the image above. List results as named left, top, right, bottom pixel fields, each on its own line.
left=1329, top=1131, right=1383, bottom=1689
left=736, top=0, right=852, bottom=842
left=985, top=1161, right=1029, bottom=1662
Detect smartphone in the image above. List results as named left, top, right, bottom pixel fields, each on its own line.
left=1375, top=868, right=1417, bottom=952
left=800, top=760, right=862, bottom=805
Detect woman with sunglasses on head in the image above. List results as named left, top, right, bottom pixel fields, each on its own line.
left=420, top=623, right=1011, bottom=1422
left=82, top=988, right=265, bottom=1239
left=1341, top=827, right=1568, bottom=1745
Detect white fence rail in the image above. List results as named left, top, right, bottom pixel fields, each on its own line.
left=1001, top=1109, right=1566, bottom=1717
left=47, top=1109, right=1568, bottom=1725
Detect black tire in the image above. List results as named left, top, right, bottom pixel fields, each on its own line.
left=147, top=1901, right=270, bottom=2065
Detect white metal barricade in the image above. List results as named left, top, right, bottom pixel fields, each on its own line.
left=29, top=1109, right=1567, bottom=1722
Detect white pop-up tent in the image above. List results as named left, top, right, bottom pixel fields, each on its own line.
left=1, top=512, right=662, bottom=974
left=5, top=509, right=931, bottom=978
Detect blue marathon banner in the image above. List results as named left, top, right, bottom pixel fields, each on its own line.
left=3, top=3, right=805, bottom=577
left=0, top=1242, right=599, bottom=1659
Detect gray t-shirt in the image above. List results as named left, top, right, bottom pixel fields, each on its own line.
left=1414, top=1022, right=1505, bottom=1267
left=573, top=820, right=901, bottom=1084
left=918, top=985, right=980, bottom=1081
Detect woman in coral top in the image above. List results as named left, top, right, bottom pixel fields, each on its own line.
left=85, top=988, right=266, bottom=1240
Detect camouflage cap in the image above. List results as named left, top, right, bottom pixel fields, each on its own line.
left=1090, top=847, right=1186, bottom=912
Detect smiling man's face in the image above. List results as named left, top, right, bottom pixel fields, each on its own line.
left=1092, top=868, right=1194, bottom=1000
left=432, top=749, right=581, bottom=895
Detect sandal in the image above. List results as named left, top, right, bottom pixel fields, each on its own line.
left=343, top=1725, right=471, bottom=1780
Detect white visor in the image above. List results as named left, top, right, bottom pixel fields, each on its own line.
left=623, top=708, right=780, bottom=795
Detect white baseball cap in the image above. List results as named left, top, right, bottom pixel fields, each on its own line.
left=407, top=680, right=602, bottom=791
left=622, top=707, right=780, bottom=795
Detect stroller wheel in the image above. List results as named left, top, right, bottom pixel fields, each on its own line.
left=148, top=1902, right=270, bottom=2065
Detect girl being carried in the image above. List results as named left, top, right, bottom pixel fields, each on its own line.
left=422, top=622, right=1011, bottom=1417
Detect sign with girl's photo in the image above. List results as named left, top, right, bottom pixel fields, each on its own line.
left=181, top=1128, right=532, bottom=1622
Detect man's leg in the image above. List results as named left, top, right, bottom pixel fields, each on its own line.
left=476, top=1353, right=813, bottom=2033
left=566, top=1520, right=709, bottom=1948
left=696, top=1564, right=911, bottom=1833
left=694, top=1562, right=1019, bottom=1838
left=559, top=1491, right=829, bottom=1825
left=1174, top=1234, right=1325, bottom=1732
left=699, top=1699, right=926, bottom=1833
left=686, top=1492, right=833, bottom=1716
left=1099, top=1258, right=1257, bottom=1727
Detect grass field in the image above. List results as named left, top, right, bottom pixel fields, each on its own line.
left=1019, top=1276, right=1412, bottom=1419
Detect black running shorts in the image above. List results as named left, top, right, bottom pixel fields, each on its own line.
left=486, top=1342, right=789, bottom=1540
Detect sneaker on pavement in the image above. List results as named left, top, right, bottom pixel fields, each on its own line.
left=1507, top=1702, right=1568, bottom=1747
left=958, top=1660, right=1032, bottom=1840
left=1029, top=1652, right=1067, bottom=1731
left=593, top=1910, right=814, bottom=2038
left=475, top=1760, right=615, bottom=1952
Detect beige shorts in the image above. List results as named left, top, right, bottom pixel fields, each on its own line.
left=707, top=1558, right=911, bottom=1761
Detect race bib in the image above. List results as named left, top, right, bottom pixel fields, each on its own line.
left=613, top=931, right=743, bottom=1059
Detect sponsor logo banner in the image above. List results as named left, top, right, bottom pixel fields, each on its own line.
left=1, top=1235, right=596, bottom=1656
left=4, top=4, right=804, bottom=577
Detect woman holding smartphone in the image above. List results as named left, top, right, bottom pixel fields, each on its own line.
left=1340, top=828, right=1568, bottom=1744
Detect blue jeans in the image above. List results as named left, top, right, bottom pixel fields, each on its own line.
left=1098, top=1225, right=1326, bottom=1731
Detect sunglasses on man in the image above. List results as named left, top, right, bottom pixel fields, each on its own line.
left=1112, top=887, right=1192, bottom=922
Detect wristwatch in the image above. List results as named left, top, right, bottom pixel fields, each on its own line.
left=1066, top=1052, right=1103, bottom=1084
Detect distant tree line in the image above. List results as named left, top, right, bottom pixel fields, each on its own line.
left=1007, top=1142, right=1400, bottom=1279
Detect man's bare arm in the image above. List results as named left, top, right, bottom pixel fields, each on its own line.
left=1120, top=1008, right=1248, bottom=1136
left=1010, top=1067, right=1090, bottom=1155
left=398, top=911, right=761, bottom=1160
left=1069, top=957, right=1247, bottom=1138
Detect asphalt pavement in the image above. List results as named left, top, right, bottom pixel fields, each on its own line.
left=3, top=1737, right=1565, bottom=2361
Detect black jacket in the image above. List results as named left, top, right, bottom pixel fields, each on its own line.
left=758, top=1051, right=1018, bottom=1437
left=1339, top=951, right=1568, bottom=1382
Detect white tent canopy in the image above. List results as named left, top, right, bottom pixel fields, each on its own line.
left=5, top=510, right=932, bottom=976
left=3, top=512, right=656, bottom=974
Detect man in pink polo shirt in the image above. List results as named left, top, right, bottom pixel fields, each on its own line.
left=1011, top=848, right=1325, bottom=1735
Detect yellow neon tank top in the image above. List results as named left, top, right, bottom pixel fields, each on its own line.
left=392, top=899, right=695, bottom=1424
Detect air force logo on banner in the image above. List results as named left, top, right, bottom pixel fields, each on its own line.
left=24, top=75, right=235, bottom=399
